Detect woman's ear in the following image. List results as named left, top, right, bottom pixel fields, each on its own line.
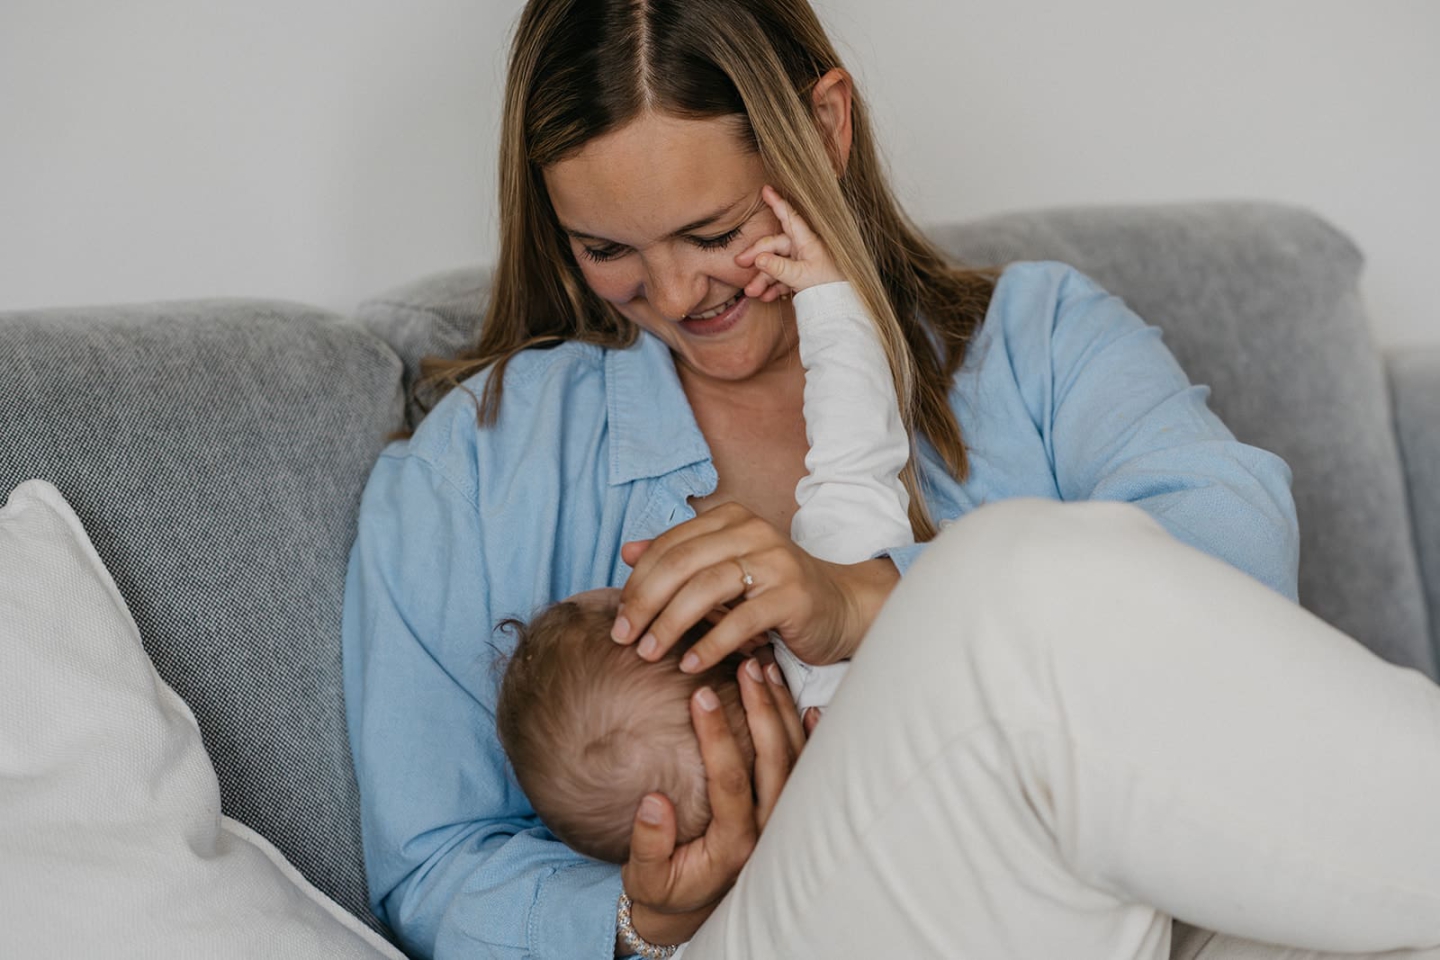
left=811, top=67, right=854, bottom=177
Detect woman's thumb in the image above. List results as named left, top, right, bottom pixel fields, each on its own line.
left=628, top=793, right=678, bottom=869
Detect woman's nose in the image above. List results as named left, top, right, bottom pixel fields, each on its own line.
left=643, top=254, right=707, bottom=321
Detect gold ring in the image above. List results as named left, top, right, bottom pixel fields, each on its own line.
left=736, top=557, right=755, bottom=592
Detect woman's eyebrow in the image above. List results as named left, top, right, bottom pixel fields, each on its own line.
left=562, top=192, right=757, bottom=244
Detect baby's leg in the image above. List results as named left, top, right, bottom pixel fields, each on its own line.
left=687, top=499, right=1440, bottom=959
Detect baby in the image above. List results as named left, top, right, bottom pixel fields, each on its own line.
left=495, top=592, right=753, bottom=863
left=496, top=187, right=913, bottom=863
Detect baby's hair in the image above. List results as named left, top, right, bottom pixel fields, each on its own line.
left=495, top=599, right=753, bottom=864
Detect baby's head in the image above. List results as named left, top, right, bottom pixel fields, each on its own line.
left=495, top=588, right=754, bottom=864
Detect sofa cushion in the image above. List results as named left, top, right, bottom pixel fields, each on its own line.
left=0, top=479, right=405, bottom=959
left=356, top=202, right=1433, bottom=677
left=0, top=299, right=404, bottom=931
left=355, top=267, right=493, bottom=429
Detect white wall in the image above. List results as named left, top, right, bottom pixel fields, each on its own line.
left=2, top=1, right=1436, bottom=346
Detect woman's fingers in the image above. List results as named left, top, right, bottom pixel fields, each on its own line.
left=613, top=512, right=737, bottom=643
left=615, top=506, right=775, bottom=650
left=764, top=661, right=809, bottom=753
left=619, top=538, right=653, bottom=567
left=692, top=686, right=758, bottom=870
left=622, top=793, right=680, bottom=905
left=739, top=659, right=797, bottom=830
left=616, top=503, right=880, bottom=672
left=638, top=564, right=749, bottom=665
left=736, top=631, right=771, bottom=656
left=678, top=547, right=813, bottom=673
left=621, top=505, right=744, bottom=593
left=681, top=588, right=780, bottom=673
left=803, top=706, right=823, bottom=737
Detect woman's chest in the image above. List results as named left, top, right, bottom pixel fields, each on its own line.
left=688, top=417, right=810, bottom=534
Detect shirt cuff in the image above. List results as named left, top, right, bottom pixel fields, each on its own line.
left=879, top=541, right=927, bottom=577
left=531, top=859, right=626, bottom=959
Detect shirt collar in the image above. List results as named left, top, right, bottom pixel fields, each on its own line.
left=605, top=332, right=713, bottom=486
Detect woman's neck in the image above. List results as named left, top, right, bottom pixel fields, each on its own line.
left=677, top=357, right=804, bottom=422
left=677, top=348, right=811, bottom=532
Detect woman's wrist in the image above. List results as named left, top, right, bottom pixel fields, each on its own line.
left=616, top=898, right=713, bottom=957
left=832, top=555, right=900, bottom=660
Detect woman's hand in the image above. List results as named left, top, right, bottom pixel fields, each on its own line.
left=735, top=185, right=844, bottom=302
left=620, top=653, right=807, bottom=947
left=611, top=502, right=898, bottom=674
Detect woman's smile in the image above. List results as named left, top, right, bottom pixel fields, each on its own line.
left=678, top=290, right=748, bottom=337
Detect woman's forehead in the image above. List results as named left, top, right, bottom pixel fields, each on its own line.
left=543, top=113, right=764, bottom=244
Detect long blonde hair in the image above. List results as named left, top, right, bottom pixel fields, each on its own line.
left=417, top=0, right=998, bottom=540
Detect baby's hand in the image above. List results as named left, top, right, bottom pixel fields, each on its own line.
left=735, top=185, right=844, bottom=302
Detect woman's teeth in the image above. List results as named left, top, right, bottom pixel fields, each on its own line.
left=687, top=292, right=742, bottom=321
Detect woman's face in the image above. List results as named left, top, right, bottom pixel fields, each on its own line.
left=543, top=112, right=795, bottom=387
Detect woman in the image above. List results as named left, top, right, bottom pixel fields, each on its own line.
left=341, top=0, right=1440, bottom=957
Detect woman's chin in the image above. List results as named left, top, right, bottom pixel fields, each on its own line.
left=670, top=299, right=795, bottom=383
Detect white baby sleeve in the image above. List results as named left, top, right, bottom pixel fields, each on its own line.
left=777, top=281, right=915, bottom=713
left=790, top=282, right=914, bottom=561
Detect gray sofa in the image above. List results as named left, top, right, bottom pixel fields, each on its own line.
left=3, top=202, right=1437, bottom=956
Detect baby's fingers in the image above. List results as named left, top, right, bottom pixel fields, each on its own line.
left=759, top=280, right=793, bottom=302
left=761, top=185, right=817, bottom=247
left=735, top=232, right=793, bottom=269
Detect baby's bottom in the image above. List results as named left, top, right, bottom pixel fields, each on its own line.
left=685, top=499, right=1440, bottom=960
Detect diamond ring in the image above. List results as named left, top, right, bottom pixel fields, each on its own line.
left=736, top=557, right=755, bottom=592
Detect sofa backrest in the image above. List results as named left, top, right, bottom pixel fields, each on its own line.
left=360, top=201, right=1435, bottom=678
left=0, top=299, right=403, bottom=932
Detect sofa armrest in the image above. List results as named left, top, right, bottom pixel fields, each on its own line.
left=1390, top=346, right=1440, bottom=667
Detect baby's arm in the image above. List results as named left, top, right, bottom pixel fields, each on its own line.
left=790, top=282, right=914, bottom=563
left=736, top=188, right=914, bottom=716
left=737, top=185, right=914, bottom=564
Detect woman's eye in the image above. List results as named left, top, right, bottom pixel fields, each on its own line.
left=691, top=226, right=743, bottom=251
left=578, top=224, right=742, bottom=262
left=580, top=243, right=626, bottom=263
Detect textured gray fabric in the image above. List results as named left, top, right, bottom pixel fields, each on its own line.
left=0, top=299, right=404, bottom=934
left=1390, top=347, right=1440, bottom=669
left=355, top=267, right=492, bottom=428
left=929, top=202, right=1433, bottom=677
left=357, top=202, right=1434, bottom=677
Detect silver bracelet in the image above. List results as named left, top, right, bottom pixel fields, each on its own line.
left=616, top=892, right=680, bottom=959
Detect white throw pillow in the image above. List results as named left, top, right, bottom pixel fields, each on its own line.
left=0, top=479, right=405, bottom=959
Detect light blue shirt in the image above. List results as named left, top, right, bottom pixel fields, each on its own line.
left=341, top=261, right=1299, bottom=960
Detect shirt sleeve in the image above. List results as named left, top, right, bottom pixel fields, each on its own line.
left=886, top=263, right=1299, bottom=600
left=342, top=448, right=625, bottom=960
left=790, top=281, right=915, bottom=563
